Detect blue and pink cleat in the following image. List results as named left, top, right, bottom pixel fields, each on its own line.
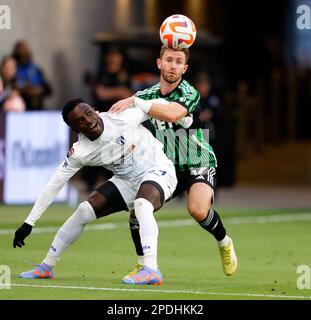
left=123, top=265, right=163, bottom=285
left=19, top=263, right=55, bottom=279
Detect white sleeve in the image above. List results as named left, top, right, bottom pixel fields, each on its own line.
left=24, top=157, right=82, bottom=226
left=134, top=97, right=170, bottom=113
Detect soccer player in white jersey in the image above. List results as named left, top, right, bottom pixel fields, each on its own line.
left=13, top=98, right=178, bottom=285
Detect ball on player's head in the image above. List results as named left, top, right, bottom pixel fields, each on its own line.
left=159, top=14, right=196, bottom=50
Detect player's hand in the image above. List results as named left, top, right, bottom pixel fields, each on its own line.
left=176, top=116, right=193, bottom=129
left=108, top=97, right=134, bottom=114
left=13, top=222, right=33, bottom=248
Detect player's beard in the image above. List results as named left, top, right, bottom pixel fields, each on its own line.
left=161, top=70, right=182, bottom=84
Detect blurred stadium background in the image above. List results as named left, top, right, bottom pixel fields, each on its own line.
left=0, top=0, right=311, bottom=300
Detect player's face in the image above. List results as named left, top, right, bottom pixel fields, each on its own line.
left=157, top=48, right=188, bottom=84
left=67, top=103, right=104, bottom=140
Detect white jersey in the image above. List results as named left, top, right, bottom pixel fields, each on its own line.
left=66, top=109, right=167, bottom=180
left=25, top=107, right=173, bottom=226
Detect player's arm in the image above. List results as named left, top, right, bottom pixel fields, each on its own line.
left=142, top=99, right=187, bottom=122
left=109, top=96, right=192, bottom=128
left=13, top=156, right=82, bottom=248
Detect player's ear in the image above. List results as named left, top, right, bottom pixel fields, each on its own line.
left=182, top=64, right=188, bottom=74
left=157, top=58, right=161, bottom=70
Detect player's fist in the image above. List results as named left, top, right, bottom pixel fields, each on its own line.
left=13, top=222, right=32, bottom=248
left=176, top=116, right=193, bottom=129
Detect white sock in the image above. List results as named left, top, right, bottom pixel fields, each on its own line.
left=42, top=201, right=96, bottom=267
left=138, top=256, right=144, bottom=265
left=134, top=198, right=158, bottom=270
left=217, top=235, right=230, bottom=247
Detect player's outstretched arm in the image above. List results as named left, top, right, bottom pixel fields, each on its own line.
left=134, top=97, right=193, bottom=128
left=109, top=96, right=183, bottom=120
left=109, top=97, right=192, bottom=128
left=144, top=99, right=187, bottom=123
left=12, top=161, right=80, bottom=248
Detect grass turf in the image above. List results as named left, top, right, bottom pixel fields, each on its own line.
left=0, top=203, right=310, bottom=300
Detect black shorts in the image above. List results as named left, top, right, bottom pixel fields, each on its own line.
left=172, top=167, right=217, bottom=199
left=95, top=181, right=128, bottom=212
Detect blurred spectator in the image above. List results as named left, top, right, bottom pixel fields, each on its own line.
left=12, top=40, right=52, bottom=110
left=196, top=71, right=221, bottom=142
left=131, top=72, right=158, bottom=92
left=81, top=46, right=131, bottom=191
left=0, top=56, right=25, bottom=112
left=93, top=45, right=133, bottom=112
left=195, top=70, right=238, bottom=187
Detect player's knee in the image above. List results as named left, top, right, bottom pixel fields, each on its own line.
left=188, top=203, right=212, bottom=221
left=73, top=201, right=94, bottom=224
left=134, top=198, right=157, bottom=213
left=188, top=208, right=207, bottom=221
left=135, top=196, right=161, bottom=212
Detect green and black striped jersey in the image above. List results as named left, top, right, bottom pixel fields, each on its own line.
left=136, top=79, right=217, bottom=172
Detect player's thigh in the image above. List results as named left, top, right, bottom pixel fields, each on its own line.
left=88, top=180, right=128, bottom=218
left=187, top=182, right=214, bottom=221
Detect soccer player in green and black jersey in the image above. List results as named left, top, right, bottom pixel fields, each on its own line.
left=109, top=46, right=237, bottom=283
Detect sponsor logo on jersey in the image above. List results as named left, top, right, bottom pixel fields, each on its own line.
left=116, top=135, right=125, bottom=145
left=196, top=175, right=205, bottom=180
left=150, top=169, right=167, bottom=176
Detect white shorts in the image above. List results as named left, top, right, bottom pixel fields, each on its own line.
left=109, top=161, right=177, bottom=211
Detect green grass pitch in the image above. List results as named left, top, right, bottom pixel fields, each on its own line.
left=0, top=202, right=311, bottom=300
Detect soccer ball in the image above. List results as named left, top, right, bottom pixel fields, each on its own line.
left=159, top=14, right=196, bottom=50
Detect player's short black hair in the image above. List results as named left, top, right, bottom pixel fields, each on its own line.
left=62, top=98, right=85, bottom=126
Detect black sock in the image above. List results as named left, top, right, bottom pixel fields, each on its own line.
left=198, top=208, right=226, bottom=241
left=129, top=215, right=144, bottom=256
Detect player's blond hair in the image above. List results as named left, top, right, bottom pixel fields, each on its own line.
left=159, top=45, right=189, bottom=64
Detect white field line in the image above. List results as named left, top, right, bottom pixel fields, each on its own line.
left=1, top=212, right=311, bottom=235
left=5, top=283, right=311, bottom=300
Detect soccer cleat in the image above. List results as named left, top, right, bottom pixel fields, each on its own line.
left=123, top=265, right=163, bottom=285
left=19, top=263, right=55, bottom=279
left=122, top=263, right=143, bottom=280
left=219, top=237, right=237, bottom=276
